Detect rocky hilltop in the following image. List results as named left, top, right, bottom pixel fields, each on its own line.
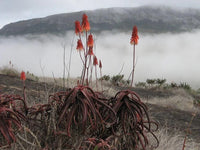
left=1, top=6, right=200, bottom=36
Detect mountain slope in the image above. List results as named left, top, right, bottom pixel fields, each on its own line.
left=1, top=6, right=200, bottom=36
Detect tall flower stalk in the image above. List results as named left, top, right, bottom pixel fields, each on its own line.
left=99, top=60, right=103, bottom=92
left=20, top=71, right=28, bottom=113
left=89, top=47, right=94, bottom=84
left=74, top=14, right=103, bottom=88
left=86, top=34, right=94, bottom=85
left=81, top=14, right=90, bottom=85
left=130, top=26, right=139, bottom=87
left=93, top=56, right=98, bottom=90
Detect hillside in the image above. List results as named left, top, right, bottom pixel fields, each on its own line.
left=0, top=73, right=200, bottom=147
left=1, top=6, right=200, bottom=36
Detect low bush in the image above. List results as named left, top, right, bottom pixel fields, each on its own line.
left=100, top=75, right=110, bottom=81
left=111, top=74, right=124, bottom=86
left=135, top=82, right=147, bottom=88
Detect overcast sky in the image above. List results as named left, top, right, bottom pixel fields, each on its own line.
left=1, top=0, right=200, bottom=28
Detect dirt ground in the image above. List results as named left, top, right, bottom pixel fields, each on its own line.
left=0, top=74, right=200, bottom=144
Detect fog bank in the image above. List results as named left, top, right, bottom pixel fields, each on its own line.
left=0, top=30, right=200, bottom=89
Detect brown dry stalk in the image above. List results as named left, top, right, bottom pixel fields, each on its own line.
left=16, top=138, right=26, bottom=150
left=23, top=126, right=41, bottom=148
left=16, top=134, right=38, bottom=148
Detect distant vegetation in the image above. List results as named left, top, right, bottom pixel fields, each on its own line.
left=135, top=78, right=192, bottom=90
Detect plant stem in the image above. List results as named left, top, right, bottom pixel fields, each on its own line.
left=100, top=68, right=103, bottom=92
left=81, top=31, right=88, bottom=85
left=79, top=51, right=84, bottom=64
left=63, top=44, right=66, bottom=89
left=23, top=80, right=28, bottom=114
left=95, top=66, right=98, bottom=90
left=86, top=55, right=92, bottom=86
left=89, top=61, right=93, bottom=84
left=131, top=44, right=136, bottom=87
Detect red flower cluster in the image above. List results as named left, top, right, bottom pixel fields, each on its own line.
left=130, top=26, right=139, bottom=45
left=75, top=21, right=82, bottom=35
left=93, top=56, right=98, bottom=66
left=20, top=71, right=26, bottom=81
left=88, top=46, right=94, bottom=55
left=76, top=39, right=84, bottom=51
left=82, top=14, right=90, bottom=31
left=87, top=34, right=93, bottom=47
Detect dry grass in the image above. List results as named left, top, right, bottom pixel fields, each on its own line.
left=151, top=128, right=200, bottom=150
left=143, top=89, right=199, bottom=113
left=38, top=76, right=80, bottom=88
left=6, top=126, right=199, bottom=150
left=0, top=66, right=20, bottom=77
left=0, top=66, right=39, bottom=81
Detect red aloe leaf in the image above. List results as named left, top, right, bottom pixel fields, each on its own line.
left=58, top=90, right=76, bottom=124
left=66, top=105, right=77, bottom=137
left=0, top=120, right=14, bottom=144
left=92, top=97, right=116, bottom=123
left=80, top=99, right=88, bottom=124
left=136, top=132, right=146, bottom=150
left=80, top=90, right=97, bottom=123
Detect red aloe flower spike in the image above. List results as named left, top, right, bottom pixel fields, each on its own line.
left=76, top=39, right=84, bottom=51
left=88, top=46, right=94, bottom=56
left=87, top=34, right=94, bottom=47
left=75, top=21, right=82, bottom=35
left=81, top=14, right=90, bottom=31
left=130, top=26, right=139, bottom=45
left=93, top=55, right=98, bottom=66
left=20, top=71, right=26, bottom=81
left=130, top=25, right=139, bottom=87
left=20, top=71, right=28, bottom=114
left=80, top=13, right=90, bottom=85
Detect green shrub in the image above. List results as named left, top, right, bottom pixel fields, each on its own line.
left=135, top=82, right=146, bottom=88
left=26, top=71, right=39, bottom=81
left=156, top=78, right=166, bottom=86
left=146, top=79, right=156, bottom=86
left=179, top=82, right=191, bottom=91
left=100, top=75, right=110, bottom=81
left=111, top=74, right=124, bottom=85
left=170, top=82, right=178, bottom=88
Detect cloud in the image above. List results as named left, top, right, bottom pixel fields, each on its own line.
left=0, top=30, right=200, bottom=89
